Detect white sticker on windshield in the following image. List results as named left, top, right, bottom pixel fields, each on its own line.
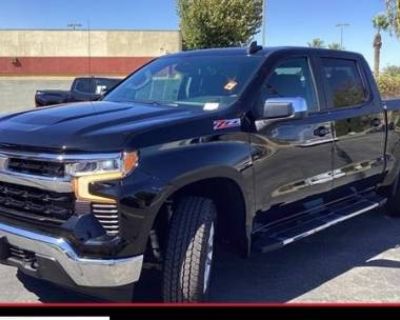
left=203, top=102, right=220, bottom=111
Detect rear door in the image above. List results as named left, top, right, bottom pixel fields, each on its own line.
left=319, top=55, right=386, bottom=194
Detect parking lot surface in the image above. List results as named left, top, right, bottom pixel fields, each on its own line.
left=1, top=210, right=400, bottom=303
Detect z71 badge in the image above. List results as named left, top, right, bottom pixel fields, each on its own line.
left=213, top=118, right=241, bottom=130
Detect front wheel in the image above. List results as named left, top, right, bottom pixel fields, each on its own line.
left=162, top=196, right=217, bottom=302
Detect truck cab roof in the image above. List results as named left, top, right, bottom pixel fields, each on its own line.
left=165, top=46, right=365, bottom=60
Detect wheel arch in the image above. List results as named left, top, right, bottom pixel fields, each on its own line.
left=153, top=175, right=252, bottom=258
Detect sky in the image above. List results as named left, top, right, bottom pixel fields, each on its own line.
left=0, top=0, right=399, bottom=70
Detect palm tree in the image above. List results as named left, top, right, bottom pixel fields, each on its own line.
left=307, top=38, right=325, bottom=48
left=328, top=42, right=342, bottom=50
left=372, top=14, right=390, bottom=77
left=385, top=0, right=400, bottom=37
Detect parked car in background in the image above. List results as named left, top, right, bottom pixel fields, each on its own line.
left=35, top=77, right=122, bottom=107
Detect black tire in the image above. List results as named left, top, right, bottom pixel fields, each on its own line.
left=163, top=196, right=217, bottom=302
left=385, top=177, right=400, bottom=217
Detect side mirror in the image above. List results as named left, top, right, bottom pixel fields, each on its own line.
left=262, top=97, right=308, bottom=120
left=96, top=85, right=109, bottom=96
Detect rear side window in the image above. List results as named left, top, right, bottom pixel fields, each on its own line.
left=321, top=58, right=368, bottom=108
left=74, top=79, right=94, bottom=93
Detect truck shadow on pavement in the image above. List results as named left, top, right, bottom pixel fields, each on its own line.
left=16, top=210, right=400, bottom=302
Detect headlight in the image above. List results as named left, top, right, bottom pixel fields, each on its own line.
left=66, top=151, right=138, bottom=177
left=68, top=151, right=138, bottom=203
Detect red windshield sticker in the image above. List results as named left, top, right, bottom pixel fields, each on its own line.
left=213, top=118, right=241, bottom=130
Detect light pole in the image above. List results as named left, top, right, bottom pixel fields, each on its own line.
left=87, top=20, right=92, bottom=76
left=67, top=23, right=82, bottom=30
left=336, top=23, right=350, bottom=49
left=67, top=22, right=91, bottom=75
left=262, top=0, right=267, bottom=46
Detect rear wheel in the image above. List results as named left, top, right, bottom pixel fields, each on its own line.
left=162, top=196, right=217, bottom=302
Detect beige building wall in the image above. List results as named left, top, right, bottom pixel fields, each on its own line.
left=0, top=29, right=182, bottom=109
left=0, top=30, right=182, bottom=57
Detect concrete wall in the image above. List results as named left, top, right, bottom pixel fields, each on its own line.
left=0, top=78, right=72, bottom=112
left=0, top=30, right=181, bottom=76
left=0, top=30, right=182, bottom=110
left=0, top=30, right=181, bottom=57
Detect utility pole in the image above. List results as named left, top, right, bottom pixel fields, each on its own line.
left=336, top=23, right=350, bottom=49
left=87, top=20, right=92, bottom=76
left=262, top=0, right=267, bottom=46
left=67, top=22, right=91, bottom=76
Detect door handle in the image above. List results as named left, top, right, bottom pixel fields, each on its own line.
left=314, top=126, right=330, bottom=137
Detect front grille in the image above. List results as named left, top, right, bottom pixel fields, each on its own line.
left=92, top=203, right=120, bottom=236
left=7, top=158, right=65, bottom=178
left=0, top=181, right=74, bottom=222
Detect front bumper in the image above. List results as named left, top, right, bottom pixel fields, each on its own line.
left=0, top=221, right=143, bottom=287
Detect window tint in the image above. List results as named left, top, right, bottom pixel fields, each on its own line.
left=261, top=58, right=318, bottom=112
left=74, top=79, right=94, bottom=94
left=321, top=58, right=367, bottom=108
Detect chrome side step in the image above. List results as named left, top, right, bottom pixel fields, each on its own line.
left=280, top=202, right=379, bottom=246
left=252, top=193, right=386, bottom=253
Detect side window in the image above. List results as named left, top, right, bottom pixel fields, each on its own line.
left=321, top=58, right=368, bottom=108
left=74, top=79, right=94, bottom=94
left=260, top=58, right=318, bottom=112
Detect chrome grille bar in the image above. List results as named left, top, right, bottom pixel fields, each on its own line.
left=0, top=150, right=121, bottom=193
left=0, top=150, right=121, bottom=163
left=0, top=170, right=71, bottom=193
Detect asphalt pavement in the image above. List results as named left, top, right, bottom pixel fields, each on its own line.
left=1, top=209, right=400, bottom=303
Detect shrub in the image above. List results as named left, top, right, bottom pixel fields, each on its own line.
left=383, top=65, right=400, bottom=77
left=377, top=74, right=400, bottom=98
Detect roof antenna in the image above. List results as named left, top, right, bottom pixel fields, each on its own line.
left=247, top=41, right=263, bottom=55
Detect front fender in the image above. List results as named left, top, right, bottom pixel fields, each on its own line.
left=140, top=137, right=254, bottom=213
left=117, top=135, right=255, bottom=256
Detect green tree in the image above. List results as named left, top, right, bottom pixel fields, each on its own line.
left=382, top=64, right=400, bottom=76
left=385, top=0, right=400, bottom=37
left=177, top=0, right=263, bottom=49
left=372, top=14, right=390, bottom=77
left=307, top=38, right=325, bottom=48
left=328, top=42, right=343, bottom=50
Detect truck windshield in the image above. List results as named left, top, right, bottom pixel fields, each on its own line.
left=104, top=55, right=264, bottom=110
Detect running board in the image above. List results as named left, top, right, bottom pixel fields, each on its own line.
left=252, top=193, right=386, bottom=253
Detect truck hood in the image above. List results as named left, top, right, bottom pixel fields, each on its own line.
left=0, top=101, right=214, bottom=152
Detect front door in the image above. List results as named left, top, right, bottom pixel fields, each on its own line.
left=251, top=55, right=335, bottom=212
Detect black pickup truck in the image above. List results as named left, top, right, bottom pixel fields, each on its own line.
left=35, top=77, right=121, bottom=107
left=0, top=44, right=399, bottom=302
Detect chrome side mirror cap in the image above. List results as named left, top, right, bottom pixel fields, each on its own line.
left=262, top=97, right=308, bottom=120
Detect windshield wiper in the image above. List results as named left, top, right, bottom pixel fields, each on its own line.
left=114, top=99, right=179, bottom=107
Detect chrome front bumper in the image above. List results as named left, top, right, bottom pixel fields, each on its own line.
left=0, top=221, right=143, bottom=287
